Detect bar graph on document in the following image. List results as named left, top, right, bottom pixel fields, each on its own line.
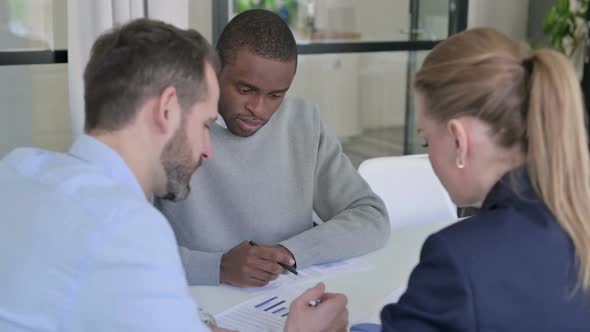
left=216, top=292, right=302, bottom=332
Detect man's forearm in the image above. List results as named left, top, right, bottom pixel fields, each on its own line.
left=280, top=205, right=389, bottom=268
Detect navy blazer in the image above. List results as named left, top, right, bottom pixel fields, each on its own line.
left=381, top=169, right=590, bottom=331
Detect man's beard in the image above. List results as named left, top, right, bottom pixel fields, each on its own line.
left=159, top=124, right=200, bottom=202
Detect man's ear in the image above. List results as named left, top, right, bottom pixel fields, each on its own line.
left=447, top=118, right=469, bottom=168
left=153, top=86, right=181, bottom=136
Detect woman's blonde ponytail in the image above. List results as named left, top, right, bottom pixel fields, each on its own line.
left=526, top=49, right=590, bottom=290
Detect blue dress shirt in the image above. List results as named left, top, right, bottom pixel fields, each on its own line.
left=0, top=135, right=209, bottom=331
left=381, top=169, right=590, bottom=331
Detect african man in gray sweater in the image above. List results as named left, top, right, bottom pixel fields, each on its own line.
left=157, top=9, right=390, bottom=287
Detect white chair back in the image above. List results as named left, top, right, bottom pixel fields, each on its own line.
left=358, top=154, right=457, bottom=229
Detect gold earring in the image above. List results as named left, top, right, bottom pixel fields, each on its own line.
left=456, top=157, right=465, bottom=169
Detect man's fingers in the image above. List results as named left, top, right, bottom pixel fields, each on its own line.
left=315, top=293, right=348, bottom=319
left=294, top=282, right=326, bottom=305
left=221, top=241, right=292, bottom=288
left=260, top=260, right=286, bottom=275
left=330, top=308, right=349, bottom=331
left=317, top=298, right=349, bottom=332
left=253, top=246, right=294, bottom=266
left=271, top=250, right=295, bottom=266
left=246, top=255, right=284, bottom=275
left=251, top=246, right=277, bottom=260
left=246, top=264, right=280, bottom=282
left=249, top=270, right=277, bottom=283
left=322, top=292, right=349, bottom=306
left=247, top=276, right=270, bottom=287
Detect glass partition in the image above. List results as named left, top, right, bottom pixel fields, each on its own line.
left=229, top=0, right=451, bottom=44
left=0, top=0, right=67, bottom=51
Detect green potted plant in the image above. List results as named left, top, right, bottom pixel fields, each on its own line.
left=544, top=0, right=589, bottom=79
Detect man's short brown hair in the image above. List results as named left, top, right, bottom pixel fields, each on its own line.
left=83, top=18, right=219, bottom=132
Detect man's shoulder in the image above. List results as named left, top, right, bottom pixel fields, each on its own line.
left=281, top=95, right=316, bottom=110
left=278, top=96, right=319, bottom=123
left=0, top=148, right=170, bottom=271
left=266, top=96, right=321, bottom=140
left=1, top=147, right=149, bottom=219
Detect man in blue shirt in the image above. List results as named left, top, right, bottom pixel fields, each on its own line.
left=0, top=19, right=348, bottom=332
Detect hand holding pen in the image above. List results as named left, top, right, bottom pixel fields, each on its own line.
left=249, top=241, right=299, bottom=276
left=220, top=240, right=297, bottom=287
left=285, top=282, right=349, bottom=332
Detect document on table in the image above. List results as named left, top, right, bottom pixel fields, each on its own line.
left=215, top=287, right=306, bottom=332
left=222, top=257, right=372, bottom=294
left=382, top=286, right=406, bottom=304
left=367, top=286, right=406, bottom=323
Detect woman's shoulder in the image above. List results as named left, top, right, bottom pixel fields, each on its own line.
left=429, top=203, right=565, bottom=271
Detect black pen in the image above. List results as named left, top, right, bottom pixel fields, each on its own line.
left=249, top=240, right=299, bottom=276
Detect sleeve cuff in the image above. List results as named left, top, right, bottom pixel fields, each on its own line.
left=178, top=246, right=224, bottom=286
left=279, top=237, right=321, bottom=269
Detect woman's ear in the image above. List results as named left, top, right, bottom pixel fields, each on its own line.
left=447, top=118, right=468, bottom=169
left=153, top=86, right=181, bottom=136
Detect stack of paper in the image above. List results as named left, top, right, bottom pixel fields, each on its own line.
left=215, top=258, right=373, bottom=331
left=215, top=291, right=301, bottom=332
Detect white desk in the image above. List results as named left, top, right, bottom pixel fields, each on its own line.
left=189, top=222, right=452, bottom=326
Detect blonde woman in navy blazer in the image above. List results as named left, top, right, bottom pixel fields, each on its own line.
left=381, top=28, right=590, bottom=331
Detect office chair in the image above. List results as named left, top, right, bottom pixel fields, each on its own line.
left=358, top=154, right=457, bottom=229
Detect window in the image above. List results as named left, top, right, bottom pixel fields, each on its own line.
left=0, top=0, right=69, bottom=155
left=215, top=0, right=468, bottom=163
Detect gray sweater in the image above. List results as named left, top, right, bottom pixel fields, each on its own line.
left=157, top=96, right=390, bottom=285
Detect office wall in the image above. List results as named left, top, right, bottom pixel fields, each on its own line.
left=468, top=0, right=530, bottom=41
left=189, top=0, right=212, bottom=42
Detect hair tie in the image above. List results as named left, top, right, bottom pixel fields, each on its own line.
left=521, top=57, right=534, bottom=75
